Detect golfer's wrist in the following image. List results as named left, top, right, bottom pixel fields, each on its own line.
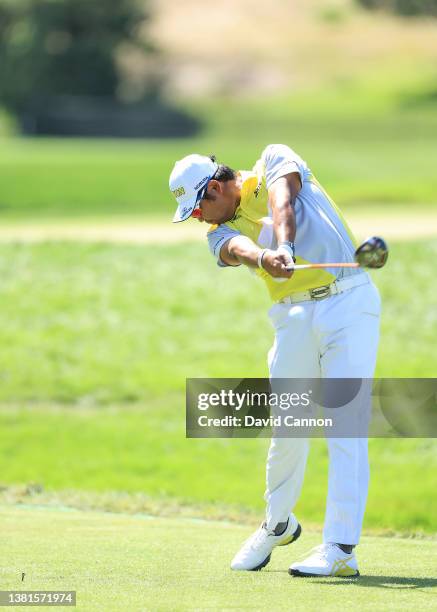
left=278, top=241, right=296, bottom=261
left=257, top=249, right=269, bottom=270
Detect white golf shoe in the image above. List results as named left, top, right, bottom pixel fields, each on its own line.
left=231, top=514, right=301, bottom=571
left=289, top=543, right=359, bottom=577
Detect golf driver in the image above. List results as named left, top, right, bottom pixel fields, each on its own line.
left=286, top=236, right=389, bottom=271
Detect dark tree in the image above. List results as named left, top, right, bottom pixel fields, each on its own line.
left=356, top=0, right=437, bottom=17
left=0, top=0, right=159, bottom=113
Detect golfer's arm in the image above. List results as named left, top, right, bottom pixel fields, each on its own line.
left=220, top=235, right=262, bottom=268
left=269, top=172, right=301, bottom=244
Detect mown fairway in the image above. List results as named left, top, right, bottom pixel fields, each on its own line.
left=0, top=507, right=435, bottom=611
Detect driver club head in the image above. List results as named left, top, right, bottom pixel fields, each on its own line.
left=354, top=236, right=389, bottom=269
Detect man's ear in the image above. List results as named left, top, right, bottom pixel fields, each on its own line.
left=206, top=179, right=221, bottom=199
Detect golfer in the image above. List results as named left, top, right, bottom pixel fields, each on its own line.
left=169, top=144, right=381, bottom=577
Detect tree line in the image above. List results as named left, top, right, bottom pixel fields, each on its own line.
left=357, top=0, right=437, bottom=17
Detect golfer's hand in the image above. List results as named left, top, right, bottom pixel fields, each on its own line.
left=262, top=249, right=294, bottom=278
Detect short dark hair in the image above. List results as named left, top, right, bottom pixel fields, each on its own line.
left=209, top=154, right=236, bottom=182
left=203, top=155, right=236, bottom=200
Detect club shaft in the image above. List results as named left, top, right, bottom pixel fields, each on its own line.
left=288, top=262, right=360, bottom=271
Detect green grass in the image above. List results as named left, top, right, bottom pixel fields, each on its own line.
left=0, top=239, right=435, bottom=404
left=0, top=507, right=435, bottom=611
left=0, top=406, right=435, bottom=534
left=0, top=239, right=435, bottom=534
left=0, top=85, right=437, bottom=219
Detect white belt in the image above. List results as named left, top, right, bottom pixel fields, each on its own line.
left=278, top=274, right=369, bottom=304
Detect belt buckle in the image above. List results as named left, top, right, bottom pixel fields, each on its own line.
left=310, top=285, right=331, bottom=300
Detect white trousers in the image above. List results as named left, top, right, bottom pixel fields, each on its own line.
left=264, top=278, right=381, bottom=545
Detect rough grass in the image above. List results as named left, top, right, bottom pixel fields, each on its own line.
left=0, top=405, right=435, bottom=534
left=0, top=240, right=435, bottom=404
left=0, top=506, right=435, bottom=611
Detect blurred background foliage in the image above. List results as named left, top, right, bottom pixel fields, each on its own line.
left=0, top=0, right=437, bottom=135
left=0, top=0, right=158, bottom=112
left=357, top=0, right=437, bottom=16
left=0, top=0, right=199, bottom=136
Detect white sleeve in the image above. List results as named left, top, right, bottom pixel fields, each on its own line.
left=261, top=144, right=305, bottom=189
left=207, top=224, right=241, bottom=267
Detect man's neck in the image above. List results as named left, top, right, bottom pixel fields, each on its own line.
left=234, top=172, right=243, bottom=210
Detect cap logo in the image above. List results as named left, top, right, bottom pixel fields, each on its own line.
left=172, top=186, right=186, bottom=198
left=194, top=176, right=209, bottom=190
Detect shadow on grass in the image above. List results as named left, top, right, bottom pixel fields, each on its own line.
left=309, top=575, right=437, bottom=591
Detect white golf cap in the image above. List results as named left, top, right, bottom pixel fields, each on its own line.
left=169, top=154, right=219, bottom=223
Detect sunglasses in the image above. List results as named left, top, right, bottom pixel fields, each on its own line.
left=190, top=173, right=216, bottom=218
